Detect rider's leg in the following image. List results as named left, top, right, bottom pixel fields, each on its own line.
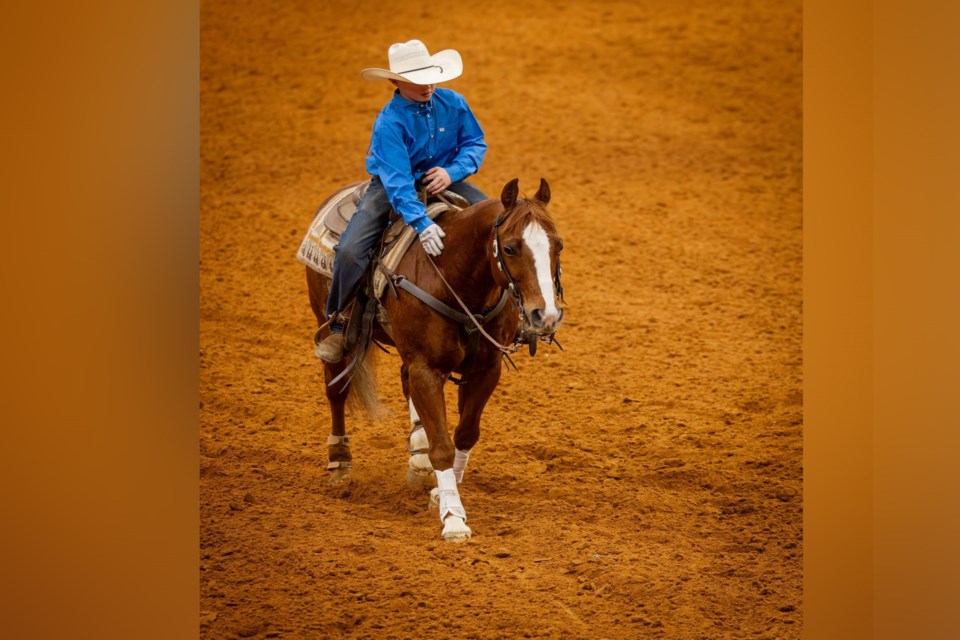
left=317, top=177, right=392, bottom=363
left=445, top=180, right=487, bottom=206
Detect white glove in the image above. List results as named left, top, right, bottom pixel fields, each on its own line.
left=419, top=223, right=446, bottom=256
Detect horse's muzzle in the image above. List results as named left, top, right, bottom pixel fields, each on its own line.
left=528, top=307, right=564, bottom=333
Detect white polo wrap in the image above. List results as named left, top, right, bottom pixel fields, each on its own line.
left=453, top=448, right=471, bottom=484
left=434, top=468, right=466, bottom=523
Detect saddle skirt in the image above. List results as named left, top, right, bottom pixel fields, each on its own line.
left=296, top=180, right=468, bottom=299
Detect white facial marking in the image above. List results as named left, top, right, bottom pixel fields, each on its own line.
left=522, top=222, right=559, bottom=323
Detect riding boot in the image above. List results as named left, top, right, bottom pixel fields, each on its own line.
left=315, top=322, right=347, bottom=363
left=315, top=333, right=345, bottom=363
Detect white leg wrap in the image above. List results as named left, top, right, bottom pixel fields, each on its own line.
left=453, top=448, right=471, bottom=484
left=434, top=468, right=467, bottom=523
left=407, top=397, right=421, bottom=426
left=407, top=425, right=433, bottom=475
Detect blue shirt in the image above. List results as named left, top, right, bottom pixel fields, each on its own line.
left=365, top=88, right=487, bottom=234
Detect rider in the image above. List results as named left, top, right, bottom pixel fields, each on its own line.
left=315, top=39, right=489, bottom=363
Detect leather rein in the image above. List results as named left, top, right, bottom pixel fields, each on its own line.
left=379, top=258, right=520, bottom=355
left=380, top=196, right=566, bottom=360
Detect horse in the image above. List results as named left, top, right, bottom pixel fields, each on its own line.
left=305, top=178, right=565, bottom=541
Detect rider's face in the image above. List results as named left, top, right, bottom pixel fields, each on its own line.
left=392, top=80, right=436, bottom=103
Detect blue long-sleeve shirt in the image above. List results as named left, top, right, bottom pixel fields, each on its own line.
left=365, top=88, right=487, bottom=234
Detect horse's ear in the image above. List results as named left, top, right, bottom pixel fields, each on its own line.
left=535, top=178, right=551, bottom=205
left=501, top=178, right=519, bottom=210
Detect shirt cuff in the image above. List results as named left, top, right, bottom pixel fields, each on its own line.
left=445, top=165, right=465, bottom=184
left=410, top=216, right=432, bottom=235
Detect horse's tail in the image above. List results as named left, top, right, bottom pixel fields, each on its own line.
left=345, top=349, right=387, bottom=422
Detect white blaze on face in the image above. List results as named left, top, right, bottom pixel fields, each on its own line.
left=522, top=222, right=559, bottom=323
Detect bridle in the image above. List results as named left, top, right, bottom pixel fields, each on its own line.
left=493, top=213, right=565, bottom=305
left=394, top=196, right=565, bottom=360
left=491, top=212, right=565, bottom=354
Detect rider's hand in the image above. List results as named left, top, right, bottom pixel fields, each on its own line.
left=419, top=223, right=446, bottom=256
left=422, top=167, right=452, bottom=195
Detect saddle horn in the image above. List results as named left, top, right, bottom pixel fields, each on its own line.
left=535, top=178, right=551, bottom=205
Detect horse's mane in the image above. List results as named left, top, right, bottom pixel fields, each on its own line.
left=498, top=196, right=557, bottom=237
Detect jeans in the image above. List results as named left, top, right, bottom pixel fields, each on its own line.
left=325, top=176, right=487, bottom=319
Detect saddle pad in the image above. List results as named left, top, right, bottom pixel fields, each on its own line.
left=296, top=182, right=363, bottom=277
left=296, top=184, right=462, bottom=299
left=325, top=181, right=369, bottom=236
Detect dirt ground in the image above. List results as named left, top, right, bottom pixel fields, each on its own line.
left=200, top=0, right=802, bottom=638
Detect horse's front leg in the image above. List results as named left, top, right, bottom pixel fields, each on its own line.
left=407, top=360, right=471, bottom=542
left=451, top=360, right=503, bottom=484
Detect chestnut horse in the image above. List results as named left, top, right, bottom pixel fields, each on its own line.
left=305, top=178, right=564, bottom=541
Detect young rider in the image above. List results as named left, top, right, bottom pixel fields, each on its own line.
left=316, top=39, right=488, bottom=363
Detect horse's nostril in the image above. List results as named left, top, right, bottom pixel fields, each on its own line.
left=530, top=308, right=559, bottom=328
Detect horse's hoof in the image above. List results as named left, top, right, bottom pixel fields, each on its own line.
left=428, top=487, right=440, bottom=509
left=406, top=467, right=432, bottom=487
left=441, top=515, right=472, bottom=542
left=408, top=453, right=434, bottom=475
left=328, top=468, right=351, bottom=484
left=406, top=468, right=421, bottom=486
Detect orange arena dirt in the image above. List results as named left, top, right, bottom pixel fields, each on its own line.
left=200, top=1, right=803, bottom=638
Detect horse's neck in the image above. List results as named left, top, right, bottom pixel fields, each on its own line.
left=441, top=203, right=503, bottom=309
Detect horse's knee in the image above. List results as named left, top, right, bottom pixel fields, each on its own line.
left=428, top=441, right=455, bottom=471
left=453, top=428, right=480, bottom=452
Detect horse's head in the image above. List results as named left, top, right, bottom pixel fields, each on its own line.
left=491, top=178, right=565, bottom=337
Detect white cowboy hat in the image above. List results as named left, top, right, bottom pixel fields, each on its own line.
left=360, top=40, right=463, bottom=85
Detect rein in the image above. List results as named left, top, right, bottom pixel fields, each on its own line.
left=423, top=255, right=521, bottom=355
left=405, top=189, right=524, bottom=355
left=375, top=198, right=565, bottom=373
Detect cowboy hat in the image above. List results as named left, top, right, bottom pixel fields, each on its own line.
left=360, top=40, right=462, bottom=85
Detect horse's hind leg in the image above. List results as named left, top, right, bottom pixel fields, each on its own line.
left=323, top=361, right=353, bottom=482
left=308, top=270, right=352, bottom=482
left=401, top=363, right=434, bottom=483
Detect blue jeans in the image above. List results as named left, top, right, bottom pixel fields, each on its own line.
left=325, top=176, right=487, bottom=319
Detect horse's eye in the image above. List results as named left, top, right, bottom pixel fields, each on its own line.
left=503, top=245, right=517, bottom=257
left=556, top=238, right=564, bottom=252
